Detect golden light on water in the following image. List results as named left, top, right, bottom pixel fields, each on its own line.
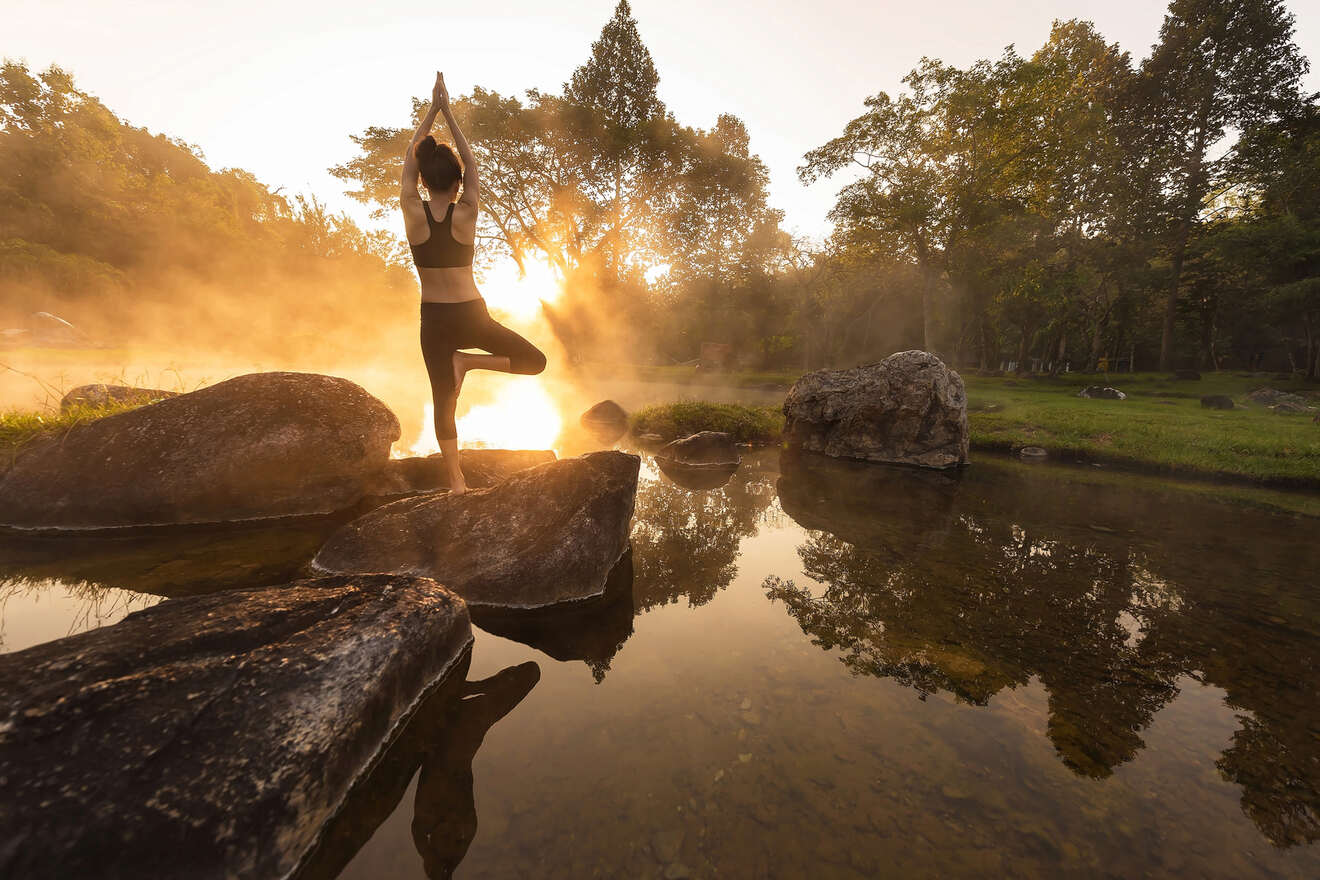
left=409, top=379, right=564, bottom=455
left=457, top=379, right=563, bottom=449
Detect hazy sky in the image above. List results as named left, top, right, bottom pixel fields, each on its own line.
left=6, top=0, right=1319, bottom=244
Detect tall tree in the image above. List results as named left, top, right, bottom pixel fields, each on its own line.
left=1141, top=0, right=1309, bottom=370
left=562, top=0, right=678, bottom=283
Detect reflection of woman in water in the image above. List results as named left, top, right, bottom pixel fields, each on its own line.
left=401, top=72, right=547, bottom=494
left=412, top=662, right=541, bottom=879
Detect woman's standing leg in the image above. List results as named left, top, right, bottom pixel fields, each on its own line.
left=420, top=306, right=469, bottom=493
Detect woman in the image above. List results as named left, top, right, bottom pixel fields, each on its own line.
left=401, top=72, right=546, bottom=494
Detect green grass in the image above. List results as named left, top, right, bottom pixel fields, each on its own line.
left=961, top=373, right=1319, bottom=487
left=623, top=364, right=802, bottom=389
left=630, top=401, right=784, bottom=444
left=0, top=401, right=143, bottom=466
left=628, top=369, right=1320, bottom=488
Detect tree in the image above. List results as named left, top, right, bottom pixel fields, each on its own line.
left=1141, top=0, right=1309, bottom=370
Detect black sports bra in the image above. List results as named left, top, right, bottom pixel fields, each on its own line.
left=410, top=201, right=474, bottom=268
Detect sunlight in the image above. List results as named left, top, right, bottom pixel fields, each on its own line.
left=479, top=257, right=561, bottom=322
left=408, top=380, right=563, bottom=455
left=457, top=379, right=562, bottom=450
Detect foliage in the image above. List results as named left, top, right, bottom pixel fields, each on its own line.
left=0, top=59, right=413, bottom=358
left=630, top=401, right=783, bottom=444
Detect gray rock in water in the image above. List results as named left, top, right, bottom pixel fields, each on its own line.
left=59, top=383, right=179, bottom=413
left=656, top=431, right=741, bottom=468
left=782, top=350, right=969, bottom=469
left=0, top=574, right=472, bottom=880
left=1200, top=395, right=1235, bottom=410
left=372, top=449, right=556, bottom=495
left=580, top=400, right=629, bottom=443
left=312, top=451, right=640, bottom=611
left=1077, top=386, right=1126, bottom=400
left=1019, top=446, right=1049, bottom=460
left=0, top=372, right=400, bottom=529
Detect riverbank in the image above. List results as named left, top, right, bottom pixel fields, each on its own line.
left=625, top=369, right=1320, bottom=491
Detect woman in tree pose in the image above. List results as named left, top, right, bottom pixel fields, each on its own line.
left=401, top=71, right=546, bottom=494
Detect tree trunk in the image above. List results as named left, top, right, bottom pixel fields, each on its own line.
left=1160, top=124, right=1211, bottom=373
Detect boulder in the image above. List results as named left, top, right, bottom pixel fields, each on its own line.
left=0, top=372, right=400, bottom=528
left=655, top=431, right=741, bottom=468
left=1201, top=395, right=1235, bottom=410
left=371, top=449, right=556, bottom=495
left=312, top=451, right=640, bottom=611
left=1247, top=388, right=1308, bottom=408
left=470, top=550, right=636, bottom=683
left=580, top=400, right=629, bottom=443
left=0, top=574, right=472, bottom=880
left=1270, top=401, right=1309, bottom=415
left=1078, top=386, right=1126, bottom=400
left=58, top=383, right=179, bottom=413
left=782, top=350, right=969, bottom=469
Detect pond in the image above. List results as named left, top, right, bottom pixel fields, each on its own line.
left=2, top=450, right=1318, bottom=879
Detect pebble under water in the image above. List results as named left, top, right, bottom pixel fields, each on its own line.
left=2, top=449, right=1318, bottom=879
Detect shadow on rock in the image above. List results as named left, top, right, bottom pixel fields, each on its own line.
left=296, top=659, right=541, bottom=880
left=471, top=548, right=636, bottom=683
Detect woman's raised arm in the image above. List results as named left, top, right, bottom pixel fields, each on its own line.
left=434, top=73, right=480, bottom=210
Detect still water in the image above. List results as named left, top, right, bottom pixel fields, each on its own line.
left=2, top=450, right=1318, bottom=878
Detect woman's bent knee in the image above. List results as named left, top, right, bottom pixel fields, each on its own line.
left=509, top=348, right=541, bottom=374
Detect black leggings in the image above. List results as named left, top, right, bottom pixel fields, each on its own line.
left=420, top=298, right=547, bottom=440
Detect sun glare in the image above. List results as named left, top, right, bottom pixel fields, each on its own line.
left=456, top=379, right=563, bottom=450
left=479, top=257, right=561, bottom=321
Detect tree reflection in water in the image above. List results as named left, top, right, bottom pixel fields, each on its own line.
left=297, top=657, right=540, bottom=880
left=629, top=450, right=777, bottom=612
left=767, top=451, right=1320, bottom=846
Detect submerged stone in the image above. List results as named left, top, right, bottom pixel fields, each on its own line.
left=312, top=451, right=640, bottom=611
left=0, top=372, right=400, bottom=529
left=783, top=350, right=969, bottom=469
left=0, top=574, right=472, bottom=880
left=656, top=431, right=741, bottom=467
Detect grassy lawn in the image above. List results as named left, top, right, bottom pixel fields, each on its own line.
left=962, top=372, right=1319, bottom=487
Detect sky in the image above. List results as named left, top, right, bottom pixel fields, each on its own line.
left=5, top=0, right=1319, bottom=246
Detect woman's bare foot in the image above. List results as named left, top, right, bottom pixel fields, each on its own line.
left=452, top=351, right=468, bottom=399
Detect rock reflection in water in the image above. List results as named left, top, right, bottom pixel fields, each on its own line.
left=298, top=656, right=541, bottom=880
left=768, top=451, right=1320, bottom=846
left=0, top=514, right=351, bottom=599
left=471, top=550, right=635, bottom=682
left=630, top=450, right=777, bottom=612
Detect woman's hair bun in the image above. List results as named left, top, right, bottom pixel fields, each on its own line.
left=415, top=135, right=438, bottom=161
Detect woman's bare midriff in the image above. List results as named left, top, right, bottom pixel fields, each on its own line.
left=418, top=266, right=482, bottom=303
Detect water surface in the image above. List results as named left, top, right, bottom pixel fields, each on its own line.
left=2, top=451, right=1317, bottom=878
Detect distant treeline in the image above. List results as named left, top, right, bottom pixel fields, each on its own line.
left=0, top=61, right=413, bottom=358
left=337, top=0, right=1318, bottom=377
left=5, top=0, right=1317, bottom=377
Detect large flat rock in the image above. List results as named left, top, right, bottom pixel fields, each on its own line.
left=783, top=350, right=969, bottom=469
left=0, top=574, right=471, bottom=880
left=0, top=371, right=400, bottom=529
left=312, top=451, right=640, bottom=611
